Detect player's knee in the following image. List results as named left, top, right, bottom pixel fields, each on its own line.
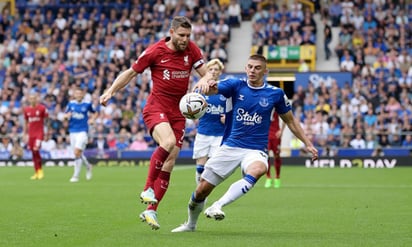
left=160, top=137, right=176, bottom=151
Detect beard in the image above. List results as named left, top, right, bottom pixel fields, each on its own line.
left=173, top=39, right=188, bottom=52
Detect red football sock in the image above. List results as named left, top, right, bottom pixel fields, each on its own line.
left=144, top=146, right=169, bottom=190
left=274, top=157, right=281, bottom=179
left=266, top=158, right=272, bottom=178
left=148, top=171, right=170, bottom=211
left=32, top=151, right=42, bottom=172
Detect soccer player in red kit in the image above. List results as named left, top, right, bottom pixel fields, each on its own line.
left=265, top=111, right=285, bottom=188
left=100, top=16, right=209, bottom=230
left=23, top=93, right=49, bottom=180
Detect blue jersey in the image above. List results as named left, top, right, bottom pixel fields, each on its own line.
left=65, top=100, right=96, bottom=133
left=218, top=78, right=291, bottom=151
left=197, top=94, right=227, bottom=136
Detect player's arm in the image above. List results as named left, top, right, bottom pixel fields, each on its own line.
left=276, top=120, right=286, bottom=138
left=193, top=64, right=217, bottom=94
left=88, top=111, right=99, bottom=126
left=100, top=68, right=138, bottom=106
left=279, top=111, right=318, bottom=161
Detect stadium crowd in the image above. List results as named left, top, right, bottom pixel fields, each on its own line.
left=0, top=0, right=242, bottom=158
left=0, top=0, right=412, bottom=159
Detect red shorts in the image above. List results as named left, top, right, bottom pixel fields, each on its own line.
left=143, top=98, right=186, bottom=148
left=27, top=136, right=42, bottom=151
left=268, top=137, right=281, bottom=155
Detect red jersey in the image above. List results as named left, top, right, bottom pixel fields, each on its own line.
left=268, top=111, right=280, bottom=140
left=23, top=104, right=48, bottom=138
left=132, top=37, right=204, bottom=109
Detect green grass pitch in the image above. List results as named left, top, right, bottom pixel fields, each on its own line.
left=1, top=165, right=411, bottom=247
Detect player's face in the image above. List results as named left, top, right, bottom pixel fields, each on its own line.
left=74, top=89, right=84, bottom=102
left=207, top=64, right=222, bottom=80
left=28, top=94, right=38, bottom=106
left=245, top=59, right=267, bottom=86
left=170, top=27, right=191, bottom=51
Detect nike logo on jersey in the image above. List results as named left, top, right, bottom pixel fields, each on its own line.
left=161, top=59, right=170, bottom=63
left=238, top=95, right=244, bottom=100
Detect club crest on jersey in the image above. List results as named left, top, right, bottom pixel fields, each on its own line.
left=184, top=55, right=189, bottom=66
left=259, top=98, right=269, bottom=107
left=81, top=107, right=86, bottom=112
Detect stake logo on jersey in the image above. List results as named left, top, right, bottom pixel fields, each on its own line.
left=198, top=94, right=227, bottom=136
left=218, top=78, right=292, bottom=151
left=65, top=100, right=96, bottom=133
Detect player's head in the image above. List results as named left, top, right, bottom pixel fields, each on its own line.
left=245, top=54, right=268, bottom=86
left=169, top=16, right=192, bottom=52
left=73, top=87, right=85, bottom=102
left=27, top=92, right=39, bottom=106
left=206, top=59, right=224, bottom=80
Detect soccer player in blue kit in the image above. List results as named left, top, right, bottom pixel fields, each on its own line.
left=193, top=59, right=227, bottom=184
left=172, top=54, right=318, bottom=232
left=64, top=87, right=98, bottom=182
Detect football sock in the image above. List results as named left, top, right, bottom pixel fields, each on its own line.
left=187, top=192, right=205, bottom=227
left=144, top=146, right=169, bottom=190
left=73, top=158, right=82, bottom=178
left=81, top=154, right=90, bottom=168
left=195, top=164, right=204, bottom=184
left=215, top=174, right=257, bottom=207
left=32, top=150, right=42, bottom=172
left=148, top=170, right=170, bottom=211
left=266, top=159, right=272, bottom=178
left=274, top=157, right=281, bottom=178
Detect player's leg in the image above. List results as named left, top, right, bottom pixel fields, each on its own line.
left=32, top=138, right=43, bottom=179
left=140, top=122, right=175, bottom=204
left=70, top=133, right=83, bottom=182
left=193, top=133, right=213, bottom=184
left=265, top=140, right=275, bottom=188
left=205, top=149, right=268, bottom=219
left=140, top=146, right=179, bottom=230
left=79, top=132, right=92, bottom=180
left=273, top=138, right=282, bottom=188
left=171, top=177, right=217, bottom=232
left=28, top=137, right=37, bottom=179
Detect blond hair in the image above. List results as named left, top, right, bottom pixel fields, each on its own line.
left=206, top=58, right=224, bottom=71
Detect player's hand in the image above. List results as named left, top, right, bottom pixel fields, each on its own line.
left=193, top=80, right=210, bottom=94
left=307, top=145, right=318, bottom=161
left=64, top=112, right=72, bottom=120
left=220, top=114, right=226, bottom=124
left=88, top=119, right=95, bottom=126
left=100, top=91, right=113, bottom=106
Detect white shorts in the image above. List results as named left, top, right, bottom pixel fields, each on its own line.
left=192, top=133, right=223, bottom=159
left=201, top=145, right=269, bottom=186
left=70, top=132, right=88, bottom=151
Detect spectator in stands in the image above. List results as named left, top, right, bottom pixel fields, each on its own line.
left=350, top=133, right=366, bottom=149
left=328, top=0, right=342, bottom=27
left=227, top=0, right=242, bottom=27
left=402, top=134, right=412, bottom=148
left=323, top=19, right=332, bottom=60
left=41, top=133, right=57, bottom=152
left=335, top=28, right=352, bottom=60
left=340, top=51, right=355, bottom=73
left=129, top=131, right=149, bottom=151
left=210, top=41, right=228, bottom=63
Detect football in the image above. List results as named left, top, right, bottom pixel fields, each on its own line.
left=179, top=92, right=208, bottom=120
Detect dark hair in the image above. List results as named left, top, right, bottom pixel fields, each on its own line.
left=249, top=54, right=267, bottom=63
left=171, top=16, right=192, bottom=30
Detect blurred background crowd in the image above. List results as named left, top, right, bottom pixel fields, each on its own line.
left=0, top=0, right=411, bottom=159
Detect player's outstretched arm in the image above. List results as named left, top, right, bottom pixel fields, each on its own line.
left=100, top=68, right=138, bottom=106
left=280, top=111, right=318, bottom=161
